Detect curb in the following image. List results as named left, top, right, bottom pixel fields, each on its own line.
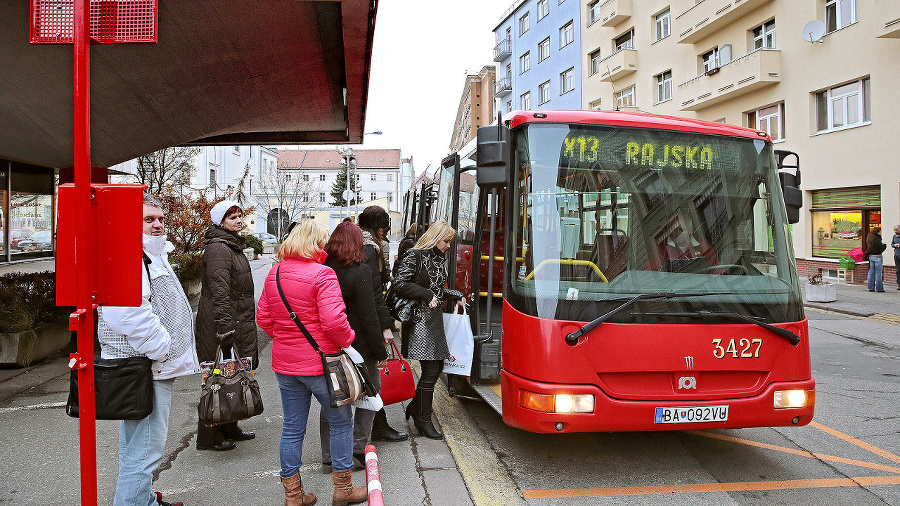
left=803, top=303, right=874, bottom=318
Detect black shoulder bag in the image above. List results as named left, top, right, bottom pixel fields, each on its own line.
left=386, top=249, right=423, bottom=322
left=275, top=267, right=376, bottom=408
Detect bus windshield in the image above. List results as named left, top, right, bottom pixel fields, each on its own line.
left=507, top=123, right=803, bottom=324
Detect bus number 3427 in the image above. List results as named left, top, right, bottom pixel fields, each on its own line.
left=712, top=338, right=762, bottom=359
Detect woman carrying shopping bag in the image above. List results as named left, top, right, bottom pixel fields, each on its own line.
left=195, top=200, right=258, bottom=451
left=319, top=222, right=389, bottom=471
left=257, top=220, right=367, bottom=506
left=392, top=221, right=465, bottom=439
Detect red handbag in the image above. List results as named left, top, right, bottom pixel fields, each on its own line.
left=379, top=340, right=416, bottom=406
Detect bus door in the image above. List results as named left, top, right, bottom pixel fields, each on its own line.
left=470, top=187, right=506, bottom=383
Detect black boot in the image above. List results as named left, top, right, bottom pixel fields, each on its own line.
left=371, top=408, right=408, bottom=442
left=405, top=391, right=420, bottom=421
left=414, top=387, right=443, bottom=440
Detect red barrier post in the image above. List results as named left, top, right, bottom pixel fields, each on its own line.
left=364, top=444, right=385, bottom=506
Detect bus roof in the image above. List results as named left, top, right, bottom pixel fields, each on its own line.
left=504, top=110, right=771, bottom=141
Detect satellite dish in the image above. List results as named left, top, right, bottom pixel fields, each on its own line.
left=801, top=20, right=826, bottom=44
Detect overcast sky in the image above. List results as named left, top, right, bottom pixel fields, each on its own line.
left=348, top=0, right=512, bottom=177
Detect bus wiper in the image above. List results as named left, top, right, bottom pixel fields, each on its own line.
left=564, top=292, right=729, bottom=346
left=635, top=310, right=801, bottom=346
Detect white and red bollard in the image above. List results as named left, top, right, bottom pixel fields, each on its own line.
left=364, top=444, right=384, bottom=506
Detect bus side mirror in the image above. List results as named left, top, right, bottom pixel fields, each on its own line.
left=779, top=172, right=802, bottom=224
left=476, top=125, right=510, bottom=188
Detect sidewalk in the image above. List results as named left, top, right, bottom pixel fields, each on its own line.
left=803, top=279, right=900, bottom=318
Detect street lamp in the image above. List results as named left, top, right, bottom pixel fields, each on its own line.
left=339, top=131, right=382, bottom=221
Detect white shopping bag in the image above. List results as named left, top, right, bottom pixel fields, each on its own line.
left=442, top=306, right=475, bottom=376
left=354, top=392, right=384, bottom=411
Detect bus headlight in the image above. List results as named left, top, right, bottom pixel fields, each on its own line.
left=773, top=389, right=815, bottom=409
left=519, top=390, right=594, bottom=413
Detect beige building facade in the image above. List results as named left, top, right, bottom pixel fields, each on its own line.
left=581, top=0, right=900, bottom=280
left=449, top=66, right=497, bottom=155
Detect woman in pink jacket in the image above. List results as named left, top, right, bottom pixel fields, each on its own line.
left=257, top=220, right=367, bottom=506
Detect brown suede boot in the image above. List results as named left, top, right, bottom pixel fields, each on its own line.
left=331, top=469, right=367, bottom=505
left=281, top=473, right=317, bottom=506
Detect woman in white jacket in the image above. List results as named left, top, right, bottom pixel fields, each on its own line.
left=97, top=193, right=199, bottom=506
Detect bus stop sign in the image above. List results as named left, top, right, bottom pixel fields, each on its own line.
left=30, top=0, right=157, bottom=44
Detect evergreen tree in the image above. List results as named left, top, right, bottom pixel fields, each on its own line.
left=330, top=168, right=361, bottom=207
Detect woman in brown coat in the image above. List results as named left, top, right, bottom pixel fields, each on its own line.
left=195, top=200, right=259, bottom=451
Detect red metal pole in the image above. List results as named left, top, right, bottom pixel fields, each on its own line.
left=73, top=0, right=99, bottom=504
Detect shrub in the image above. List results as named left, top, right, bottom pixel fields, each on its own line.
left=244, top=234, right=263, bottom=254
left=169, top=252, right=204, bottom=283
left=0, top=272, right=72, bottom=333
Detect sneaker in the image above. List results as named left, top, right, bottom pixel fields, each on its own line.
left=154, top=491, right=183, bottom=506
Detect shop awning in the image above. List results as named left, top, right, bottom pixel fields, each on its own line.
left=0, top=0, right=377, bottom=169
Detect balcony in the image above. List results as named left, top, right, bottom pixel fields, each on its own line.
left=495, top=76, right=512, bottom=97
left=678, top=49, right=780, bottom=111
left=595, top=0, right=631, bottom=27
left=676, top=0, right=772, bottom=44
left=494, top=38, right=511, bottom=61
left=877, top=4, right=900, bottom=38
left=597, top=48, right=637, bottom=82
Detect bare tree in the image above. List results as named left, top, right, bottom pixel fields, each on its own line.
left=253, top=167, right=320, bottom=240
left=131, top=146, right=200, bottom=195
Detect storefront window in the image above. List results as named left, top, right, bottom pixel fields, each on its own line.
left=812, top=210, right=862, bottom=257
left=0, top=188, right=6, bottom=257
left=10, top=193, right=54, bottom=254
left=2, top=162, right=56, bottom=261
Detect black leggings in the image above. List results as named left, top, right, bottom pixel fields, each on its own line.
left=418, top=360, right=444, bottom=390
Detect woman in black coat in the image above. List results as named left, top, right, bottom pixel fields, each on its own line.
left=392, top=223, right=419, bottom=278
left=319, top=222, right=389, bottom=469
left=392, top=221, right=464, bottom=439
left=358, top=206, right=409, bottom=442
left=195, top=200, right=258, bottom=451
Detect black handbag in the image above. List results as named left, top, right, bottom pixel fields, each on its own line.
left=198, top=346, right=264, bottom=426
left=275, top=267, right=376, bottom=408
left=66, top=356, right=154, bottom=420
left=386, top=250, right=422, bottom=322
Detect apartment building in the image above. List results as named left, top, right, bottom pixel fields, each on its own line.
left=449, top=66, right=497, bottom=154
left=494, top=0, right=583, bottom=115
left=581, top=0, right=900, bottom=280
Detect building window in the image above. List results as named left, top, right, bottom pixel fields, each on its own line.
left=386, top=174, right=393, bottom=181
left=810, top=186, right=880, bottom=258
left=537, top=0, right=549, bottom=20
left=519, top=11, right=530, bottom=36
left=506, top=100, right=513, bottom=113
left=588, top=0, right=600, bottom=25
left=614, top=86, right=635, bottom=109
left=825, top=0, right=857, bottom=33
left=559, top=21, right=575, bottom=48
left=521, top=91, right=531, bottom=110
left=538, top=37, right=551, bottom=62
left=748, top=103, right=785, bottom=141
left=816, top=78, right=870, bottom=132
left=302, top=194, right=309, bottom=203
left=615, top=29, right=634, bottom=51
left=752, top=20, right=776, bottom=49
left=589, top=48, right=602, bottom=75
left=284, top=174, right=291, bottom=181
left=655, top=9, right=670, bottom=41
left=303, top=174, right=310, bottom=181
left=655, top=70, right=672, bottom=103
left=702, top=47, right=719, bottom=72
left=208, top=169, right=216, bottom=189
left=589, top=98, right=602, bottom=110
left=520, top=51, right=531, bottom=74
left=370, top=173, right=377, bottom=181
left=387, top=192, right=393, bottom=203
left=320, top=174, right=326, bottom=181
left=560, top=67, right=575, bottom=94
left=319, top=192, right=326, bottom=203
left=539, top=81, right=551, bottom=104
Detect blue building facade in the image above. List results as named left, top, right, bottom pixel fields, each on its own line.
left=493, top=0, right=582, bottom=114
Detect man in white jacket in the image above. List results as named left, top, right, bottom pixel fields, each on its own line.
left=98, top=193, right=199, bottom=506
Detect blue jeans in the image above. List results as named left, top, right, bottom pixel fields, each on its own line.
left=114, top=378, right=175, bottom=506
left=276, top=373, right=354, bottom=477
left=867, top=255, right=884, bottom=291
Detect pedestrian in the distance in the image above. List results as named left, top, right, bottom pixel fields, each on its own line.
left=865, top=226, right=887, bottom=292
left=892, top=224, right=900, bottom=290
left=358, top=206, right=409, bottom=442
left=392, top=220, right=465, bottom=440
left=195, top=200, right=258, bottom=451
left=257, top=219, right=367, bottom=506
left=320, top=222, right=389, bottom=471
left=392, top=223, right=419, bottom=277
left=98, top=193, right=198, bottom=506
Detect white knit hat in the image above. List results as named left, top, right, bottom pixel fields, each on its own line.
left=210, top=200, right=241, bottom=225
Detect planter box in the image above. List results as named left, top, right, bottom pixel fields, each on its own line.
left=0, top=322, right=71, bottom=367
left=243, top=247, right=257, bottom=261
left=181, top=278, right=202, bottom=298
left=805, top=282, right=836, bottom=303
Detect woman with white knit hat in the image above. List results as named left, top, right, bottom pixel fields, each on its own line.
left=195, top=200, right=259, bottom=451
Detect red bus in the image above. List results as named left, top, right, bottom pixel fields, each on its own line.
left=419, top=110, right=813, bottom=433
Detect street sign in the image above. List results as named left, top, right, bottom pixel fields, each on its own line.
left=30, top=0, right=158, bottom=44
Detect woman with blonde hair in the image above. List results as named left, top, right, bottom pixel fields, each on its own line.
left=257, top=219, right=367, bottom=505
left=391, top=220, right=464, bottom=439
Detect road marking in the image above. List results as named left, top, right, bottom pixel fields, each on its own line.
left=686, top=430, right=900, bottom=474
left=521, top=476, right=900, bottom=498
left=811, top=421, right=900, bottom=465
left=870, top=313, right=900, bottom=325
left=0, top=401, right=65, bottom=413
